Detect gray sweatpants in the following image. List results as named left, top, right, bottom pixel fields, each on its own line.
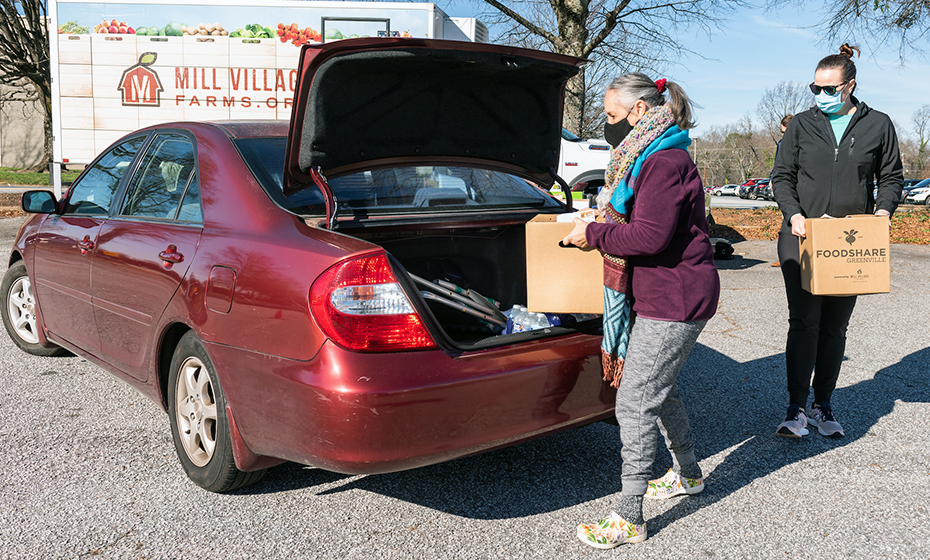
left=616, top=316, right=706, bottom=496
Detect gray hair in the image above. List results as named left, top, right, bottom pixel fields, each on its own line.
left=605, top=73, right=696, bottom=130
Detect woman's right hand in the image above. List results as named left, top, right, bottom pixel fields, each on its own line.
left=790, top=214, right=806, bottom=238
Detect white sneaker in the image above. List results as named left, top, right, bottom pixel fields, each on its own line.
left=809, top=402, right=844, bottom=438
left=775, top=404, right=809, bottom=438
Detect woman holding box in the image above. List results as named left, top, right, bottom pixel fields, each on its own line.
left=771, top=44, right=903, bottom=439
left=562, top=73, right=719, bottom=548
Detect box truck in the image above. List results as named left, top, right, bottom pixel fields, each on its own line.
left=49, top=0, right=487, bottom=193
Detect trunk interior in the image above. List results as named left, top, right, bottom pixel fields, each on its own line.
left=343, top=218, right=602, bottom=350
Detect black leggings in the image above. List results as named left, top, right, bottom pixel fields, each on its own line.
left=777, top=225, right=857, bottom=408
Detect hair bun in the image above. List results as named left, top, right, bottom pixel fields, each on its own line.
left=839, top=43, right=861, bottom=59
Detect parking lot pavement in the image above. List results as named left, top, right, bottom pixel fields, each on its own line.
left=1, top=216, right=928, bottom=559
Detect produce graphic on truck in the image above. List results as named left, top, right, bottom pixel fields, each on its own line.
left=48, top=0, right=488, bottom=193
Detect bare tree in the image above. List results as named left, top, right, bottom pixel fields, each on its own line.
left=756, top=81, right=812, bottom=144
left=0, top=0, right=50, bottom=172
left=477, top=0, right=740, bottom=135
left=772, top=0, right=930, bottom=57
left=912, top=104, right=930, bottom=179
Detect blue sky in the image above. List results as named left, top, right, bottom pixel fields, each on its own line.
left=440, top=1, right=930, bottom=138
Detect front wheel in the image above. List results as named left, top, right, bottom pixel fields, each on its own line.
left=1, top=262, right=67, bottom=357
left=168, top=331, right=266, bottom=492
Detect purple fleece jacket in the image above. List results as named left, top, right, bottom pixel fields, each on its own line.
left=585, top=149, right=719, bottom=322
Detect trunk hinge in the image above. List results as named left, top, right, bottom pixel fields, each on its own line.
left=308, top=166, right=338, bottom=230
left=549, top=168, right=574, bottom=211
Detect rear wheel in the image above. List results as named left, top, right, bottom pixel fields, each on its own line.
left=1, top=262, right=67, bottom=357
left=168, top=331, right=266, bottom=492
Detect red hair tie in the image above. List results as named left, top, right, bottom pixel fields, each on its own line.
left=655, top=78, right=667, bottom=93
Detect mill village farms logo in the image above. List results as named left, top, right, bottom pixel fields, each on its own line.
left=119, top=52, right=164, bottom=106
left=117, top=56, right=299, bottom=111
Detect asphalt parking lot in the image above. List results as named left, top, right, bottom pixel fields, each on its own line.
left=1, top=215, right=928, bottom=559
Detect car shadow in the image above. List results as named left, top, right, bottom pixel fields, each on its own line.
left=235, top=345, right=928, bottom=523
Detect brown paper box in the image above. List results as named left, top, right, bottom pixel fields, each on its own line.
left=799, top=215, right=890, bottom=296
left=525, top=214, right=604, bottom=314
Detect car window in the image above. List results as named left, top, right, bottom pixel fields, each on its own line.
left=67, top=135, right=147, bottom=215
left=177, top=174, right=203, bottom=223
left=235, top=137, right=561, bottom=218
left=121, top=133, right=196, bottom=219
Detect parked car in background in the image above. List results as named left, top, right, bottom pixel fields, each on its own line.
left=904, top=178, right=930, bottom=204
left=557, top=128, right=610, bottom=205
left=739, top=178, right=769, bottom=200
left=902, top=178, right=930, bottom=202
left=1, top=39, right=613, bottom=493
left=757, top=183, right=775, bottom=201
left=712, top=184, right=740, bottom=196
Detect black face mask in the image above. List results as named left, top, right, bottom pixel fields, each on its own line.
left=604, top=119, right=634, bottom=149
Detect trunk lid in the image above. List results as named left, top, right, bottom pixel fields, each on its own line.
left=284, top=38, right=584, bottom=196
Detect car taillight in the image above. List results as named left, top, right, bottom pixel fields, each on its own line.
left=310, top=252, right=436, bottom=352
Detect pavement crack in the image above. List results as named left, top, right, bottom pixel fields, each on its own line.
left=78, top=527, right=137, bottom=559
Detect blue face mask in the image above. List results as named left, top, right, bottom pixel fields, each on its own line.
left=815, top=90, right=846, bottom=114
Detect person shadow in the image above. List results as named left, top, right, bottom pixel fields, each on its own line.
left=643, top=343, right=930, bottom=537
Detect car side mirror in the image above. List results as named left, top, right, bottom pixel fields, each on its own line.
left=21, top=190, right=58, bottom=214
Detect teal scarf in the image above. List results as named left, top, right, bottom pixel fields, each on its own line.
left=600, top=121, right=691, bottom=388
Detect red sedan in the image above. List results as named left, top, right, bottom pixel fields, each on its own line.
left=1, top=38, right=612, bottom=492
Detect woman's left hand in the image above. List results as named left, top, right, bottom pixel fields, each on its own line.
left=562, top=217, right=590, bottom=248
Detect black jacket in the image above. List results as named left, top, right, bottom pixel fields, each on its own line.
left=771, top=97, right=903, bottom=225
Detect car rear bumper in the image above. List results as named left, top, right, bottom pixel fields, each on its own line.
left=205, top=335, right=614, bottom=474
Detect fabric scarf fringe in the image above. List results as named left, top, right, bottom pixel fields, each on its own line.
left=596, top=104, right=679, bottom=387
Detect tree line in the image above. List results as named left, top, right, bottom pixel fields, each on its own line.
left=687, top=81, right=930, bottom=187
left=3, top=0, right=930, bottom=171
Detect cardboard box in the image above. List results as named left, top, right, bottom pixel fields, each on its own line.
left=525, top=214, right=604, bottom=314
left=799, top=215, right=890, bottom=296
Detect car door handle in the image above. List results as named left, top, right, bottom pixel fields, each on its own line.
left=79, top=236, right=95, bottom=255
left=158, top=245, right=184, bottom=266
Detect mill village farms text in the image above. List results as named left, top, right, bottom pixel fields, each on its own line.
left=173, top=66, right=298, bottom=108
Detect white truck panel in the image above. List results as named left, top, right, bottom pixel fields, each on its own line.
left=49, top=0, right=485, bottom=195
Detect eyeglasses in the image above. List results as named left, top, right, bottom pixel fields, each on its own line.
left=809, top=82, right=848, bottom=95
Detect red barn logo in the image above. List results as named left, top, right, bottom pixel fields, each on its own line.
left=118, top=52, right=163, bottom=107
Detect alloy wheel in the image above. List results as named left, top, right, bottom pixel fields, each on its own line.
left=175, top=356, right=218, bottom=467
left=6, top=276, right=39, bottom=344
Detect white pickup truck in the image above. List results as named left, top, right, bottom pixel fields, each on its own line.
left=556, top=129, right=611, bottom=206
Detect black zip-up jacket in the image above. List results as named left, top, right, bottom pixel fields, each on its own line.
left=772, top=96, right=903, bottom=226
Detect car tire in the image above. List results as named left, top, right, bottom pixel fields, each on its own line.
left=712, top=190, right=721, bottom=196
left=749, top=192, right=758, bottom=200
left=168, top=331, right=266, bottom=492
left=1, top=262, right=68, bottom=357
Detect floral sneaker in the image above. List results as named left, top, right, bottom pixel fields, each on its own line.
left=809, top=402, right=844, bottom=438
left=645, top=468, right=704, bottom=499
left=577, top=511, right=647, bottom=548
left=776, top=404, right=809, bottom=438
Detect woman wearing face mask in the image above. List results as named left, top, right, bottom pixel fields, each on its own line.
left=563, top=74, right=719, bottom=548
left=770, top=44, right=903, bottom=439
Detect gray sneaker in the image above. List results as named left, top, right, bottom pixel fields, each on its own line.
left=809, top=402, right=844, bottom=438
left=776, top=404, right=809, bottom=438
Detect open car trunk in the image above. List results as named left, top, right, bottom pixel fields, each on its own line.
left=341, top=217, right=603, bottom=351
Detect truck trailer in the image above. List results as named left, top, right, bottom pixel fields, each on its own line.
left=49, top=0, right=488, bottom=194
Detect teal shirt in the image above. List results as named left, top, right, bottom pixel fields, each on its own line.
left=828, top=113, right=854, bottom=144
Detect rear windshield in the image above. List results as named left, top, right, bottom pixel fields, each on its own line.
left=235, top=137, right=561, bottom=217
